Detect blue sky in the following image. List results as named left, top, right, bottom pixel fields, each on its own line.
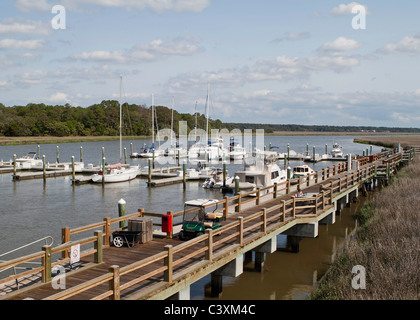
left=1, top=0, right=419, bottom=128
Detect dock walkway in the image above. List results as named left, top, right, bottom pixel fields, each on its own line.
left=0, top=149, right=412, bottom=300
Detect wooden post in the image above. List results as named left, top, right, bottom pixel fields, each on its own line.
left=164, top=245, right=173, bottom=283
left=148, top=159, right=152, bottom=187
left=102, top=157, right=106, bottom=185
left=103, top=217, right=111, bottom=246
left=71, top=156, right=75, bottom=182
left=321, top=191, right=325, bottom=210
left=223, top=196, right=229, bottom=220
left=236, top=193, right=242, bottom=213
left=61, top=227, right=70, bottom=259
left=223, top=161, right=227, bottom=187
left=205, top=229, right=213, bottom=262
left=42, top=245, right=52, bottom=283
left=109, top=265, right=120, bottom=300
left=80, top=146, right=83, bottom=163
left=261, top=208, right=267, bottom=234
left=42, top=155, right=46, bottom=182
left=183, top=161, right=186, bottom=189
left=37, top=145, right=40, bottom=158
left=234, top=176, right=240, bottom=195
left=13, top=154, right=16, bottom=178
left=56, top=146, right=59, bottom=164
left=237, top=217, right=243, bottom=247
left=292, top=197, right=296, bottom=218
left=118, top=199, right=126, bottom=229
left=281, top=200, right=286, bottom=222
left=152, top=149, right=155, bottom=169
left=256, top=188, right=261, bottom=206
left=124, top=148, right=127, bottom=164
left=94, top=230, right=103, bottom=264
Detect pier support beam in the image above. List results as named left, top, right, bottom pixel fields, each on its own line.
left=320, top=211, right=335, bottom=225
left=168, top=286, right=190, bottom=300
left=209, top=255, right=244, bottom=297
left=282, top=222, right=318, bottom=253
left=252, top=237, right=276, bottom=272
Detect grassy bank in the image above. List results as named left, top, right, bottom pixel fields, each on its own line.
left=311, top=155, right=419, bottom=300
left=354, top=135, right=420, bottom=149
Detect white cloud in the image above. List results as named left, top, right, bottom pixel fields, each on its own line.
left=319, top=37, right=362, bottom=52
left=0, top=39, right=45, bottom=50
left=47, top=92, right=70, bottom=103
left=15, top=0, right=51, bottom=12
left=70, top=38, right=203, bottom=63
left=379, top=33, right=420, bottom=55
left=273, top=32, right=311, bottom=42
left=38, top=0, right=212, bottom=13
left=0, top=20, right=51, bottom=35
left=330, top=2, right=368, bottom=15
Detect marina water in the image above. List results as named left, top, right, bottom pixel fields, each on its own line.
left=0, top=135, right=382, bottom=299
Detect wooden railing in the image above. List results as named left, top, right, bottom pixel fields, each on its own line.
left=1, top=148, right=408, bottom=299
left=42, top=161, right=380, bottom=300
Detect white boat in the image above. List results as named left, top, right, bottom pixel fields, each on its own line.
left=91, top=76, right=140, bottom=183
left=230, top=158, right=287, bottom=193
left=139, top=94, right=165, bottom=158
left=202, top=168, right=234, bottom=189
left=229, top=138, right=246, bottom=160
left=331, top=143, right=344, bottom=158
left=15, top=152, right=43, bottom=168
left=91, top=163, right=139, bottom=183
left=292, top=165, right=316, bottom=183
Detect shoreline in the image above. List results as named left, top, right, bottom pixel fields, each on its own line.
left=1, top=132, right=419, bottom=146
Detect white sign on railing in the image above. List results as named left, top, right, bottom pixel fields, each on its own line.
left=70, top=244, right=80, bottom=264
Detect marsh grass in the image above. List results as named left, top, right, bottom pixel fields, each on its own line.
left=312, top=156, right=420, bottom=300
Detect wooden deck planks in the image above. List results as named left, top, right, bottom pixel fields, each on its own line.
left=6, top=166, right=366, bottom=300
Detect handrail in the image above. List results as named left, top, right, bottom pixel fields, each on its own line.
left=2, top=148, right=410, bottom=299
left=0, top=236, right=53, bottom=259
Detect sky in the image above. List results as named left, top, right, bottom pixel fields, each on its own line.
left=0, top=0, right=419, bottom=128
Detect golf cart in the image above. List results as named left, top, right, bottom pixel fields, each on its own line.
left=178, top=199, right=224, bottom=241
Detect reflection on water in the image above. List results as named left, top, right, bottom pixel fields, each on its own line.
left=0, top=135, right=380, bottom=298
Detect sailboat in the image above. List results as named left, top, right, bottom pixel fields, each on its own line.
left=139, top=94, right=164, bottom=158
left=91, top=76, right=140, bottom=183
left=165, top=99, right=187, bottom=158
left=187, top=83, right=228, bottom=162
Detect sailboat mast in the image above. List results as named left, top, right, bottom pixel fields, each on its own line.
left=151, top=94, right=155, bottom=143
left=205, top=82, right=210, bottom=144
left=119, top=75, right=122, bottom=162
left=171, top=97, right=174, bottom=147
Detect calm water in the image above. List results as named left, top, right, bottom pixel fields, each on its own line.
left=0, top=135, right=382, bottom=299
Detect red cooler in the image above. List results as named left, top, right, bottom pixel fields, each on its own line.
left=162, top=214, right=173, bottom=233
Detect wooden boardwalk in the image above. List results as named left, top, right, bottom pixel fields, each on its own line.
left=0, top=149, right=411, bottom=300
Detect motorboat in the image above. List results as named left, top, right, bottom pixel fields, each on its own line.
left=292, top=164, right=316, bottom=183
left=91, top=163, right=140, bottom=183
left=15, top=152, right=43, bottom=168
left=331, top=143, right=344, bottom=158
left=202, top=167, right=234, bottom=189
left=229, top=157, right=287, bottom=193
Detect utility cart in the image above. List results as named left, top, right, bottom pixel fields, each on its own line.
left=179, top=199, right=224, bottom=241
left=111, top=231, right=143, bottom=248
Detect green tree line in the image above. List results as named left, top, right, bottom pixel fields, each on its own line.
left=0, top=101, right=418, bottom=137
left=0, top=101, right=227, bottom=137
